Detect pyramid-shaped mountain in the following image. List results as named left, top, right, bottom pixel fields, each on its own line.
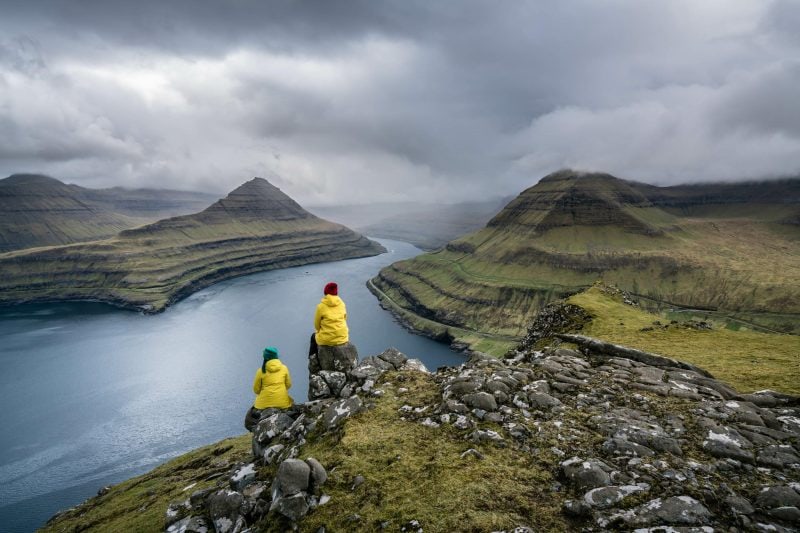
left=0, top=177, right=385, bottom=312
left=487, top=170, right=662, bottom=235
left=371, top=170, right=800, bottom=347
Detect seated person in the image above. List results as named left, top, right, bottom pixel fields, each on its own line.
left=309, top=281, right=349, bottom=357
left=244, top=346, right=293, bottom=432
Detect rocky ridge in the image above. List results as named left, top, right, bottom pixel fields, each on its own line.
left=161, top=335, right=800, bottom=532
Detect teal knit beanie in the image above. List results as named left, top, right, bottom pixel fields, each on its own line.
left=263, top=346, right=279, bottom=361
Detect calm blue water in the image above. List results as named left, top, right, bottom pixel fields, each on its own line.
left=0, top=239, right=463, bottom=532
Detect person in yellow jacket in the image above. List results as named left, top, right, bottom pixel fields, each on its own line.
left=244, top=346, right=293, bottom=431
left=309, top=282, right=349, bottom=356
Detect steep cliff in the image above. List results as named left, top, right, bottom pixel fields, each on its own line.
left=371, top=170, right=800, bottom=349
left=0, top=178, right=385, bottom=312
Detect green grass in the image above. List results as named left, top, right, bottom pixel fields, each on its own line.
left=40, top=435, right=252, bottom=533
left=568, top=286, right=800, bottom=395
left=296, top=371, right=567, bottom=532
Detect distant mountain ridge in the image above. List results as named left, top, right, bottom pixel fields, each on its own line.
left=0, top=173, right=216, bottom=252
left=370, top=170, right=800, bottom=351
left=0, top=177, right=384, bottom=312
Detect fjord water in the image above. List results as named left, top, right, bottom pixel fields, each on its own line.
left=0, top=239, right=463, bottom=532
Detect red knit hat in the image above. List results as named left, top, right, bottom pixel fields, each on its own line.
left=323, top=282, right=338, bottom=295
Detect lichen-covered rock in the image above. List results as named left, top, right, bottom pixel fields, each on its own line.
left=619, top=496, right=712, bottom=527
left=205, top=490, right=244, bottom=533
left=272, top=492, right=310, bottom=521
left=322, top=396, right=363, bottom=430
left=229, top=463, right=257, bottom=492
left=166, top=515, right=212, bottom=533
left=560, top=457, right=613, bottom=491
left=583, top=483, right=649, bottom=509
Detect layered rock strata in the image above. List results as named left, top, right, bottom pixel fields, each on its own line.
left=0, top=178, right=385, bottom=312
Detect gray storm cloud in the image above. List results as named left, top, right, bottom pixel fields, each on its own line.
left=0, top=0, right=798, bottom=203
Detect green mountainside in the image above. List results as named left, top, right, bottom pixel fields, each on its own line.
left=0, top=177, right=384, bottom=312
left=0, top=174, right=216, bottom=252
left=370, top=170, right=800, bottom=351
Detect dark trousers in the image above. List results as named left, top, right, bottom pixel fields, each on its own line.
left=309, top=332, right=318, bottom=357
left=244, top=406, right=262, bottom=432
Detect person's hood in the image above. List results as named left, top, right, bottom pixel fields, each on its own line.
left=321, top=294, right=343, bottom=307
left=266, top=359, right=283, bottom=373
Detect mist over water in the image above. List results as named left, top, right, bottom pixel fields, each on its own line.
left=0, top=239, right=463, bottom=532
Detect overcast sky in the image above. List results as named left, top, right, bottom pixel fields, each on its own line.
left=1, top=0, right=798, bottom=204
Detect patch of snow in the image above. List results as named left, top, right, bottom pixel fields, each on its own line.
left=319, top=494, right=331, bottom=505
left=561, top=456, right=582, bottom=467
left=181, top=482, right=197, bottom=492
left=725, top=401, right=741, bottom=409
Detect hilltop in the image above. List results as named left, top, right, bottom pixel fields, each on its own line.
left=369, top=170, right=800, bottom=354
left=0, top=174, right=216, bottom=252
left=40, top=302, right=800, bottom=532
left=0, top=177, right=385, bottom=312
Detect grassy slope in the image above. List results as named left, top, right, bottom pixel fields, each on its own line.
left=39, top=435, right=252, bottom=533
left=372, top=176, right=800, bottom=351
left=568, top=286, right=800, bottom=396
left=42, top=372, right=569, bottom=533
left=0, top=179, right=384, bottom=311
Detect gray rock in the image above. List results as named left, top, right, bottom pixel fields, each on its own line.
left=561, top=457, right=612, bottom=491
left=725, top=494, right=755, bottom=515
left=627, top=496, right=712, bottom=526
left=308, top=374, right=331, bottom=400
left=757, top=445, right=800, bottom=469
left=262, top=444, right=285, bottom=465
left=316, top=342, right=359, bottom=373
left=166, top=516, right=212, bottom=533
left=318, top=370, right=347, bottom=397
left=463, top=392, right=498, bottom=411
left=254, top=413, right=295, bottom=445
left=755, top=485, right=800, bottom=510
left=206, top=490, right=244, bottom=533
left=447, top=380, right=482, bottom=397
left=768, top=506, right=800, bottom=523
left=272, top=492, right=310, bottom=521
left=273, top=459, right=311, bottom=496
left=322, top=396, right=363, bottom=430
left=306, top=457, right=327, bottom=492
left=600, top=437, right=655, bottom=457
left=229, top=462, right=257, bottom=491
left=377, top=348, right=408, bottom=369
left=583, top=483, right=649, bottom=509
left=485, top=380, right=511, bottom=394
left=528, top=392, right=562, bottom=409
left=401, top=358, right=429, bottom=373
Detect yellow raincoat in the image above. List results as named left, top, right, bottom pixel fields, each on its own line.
left=253, top=359, right=293, bottom=409
left=314, top=294, right=349, bottom=346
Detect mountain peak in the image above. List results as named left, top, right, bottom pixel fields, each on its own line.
left=201, top=177, right=313, bottom=222
left=488, top=170, right=659, bottom=234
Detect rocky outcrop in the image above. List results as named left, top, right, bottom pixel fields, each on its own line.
left=160, top=338, right=799, bottom=532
